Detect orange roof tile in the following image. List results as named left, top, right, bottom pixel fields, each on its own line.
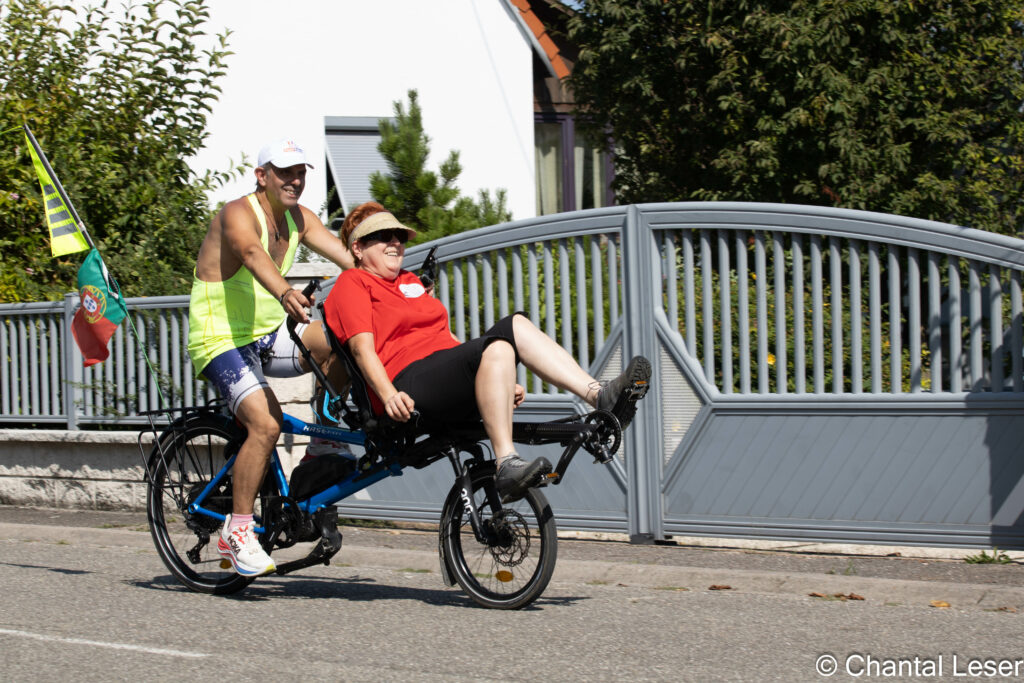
left=509, top=0, right=570, bottom=80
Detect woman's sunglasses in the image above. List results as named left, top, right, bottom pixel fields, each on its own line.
left=361, top=228, right=410, bottom=245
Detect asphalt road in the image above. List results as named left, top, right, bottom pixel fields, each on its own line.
left=2, top=506, right=1023, bottom=681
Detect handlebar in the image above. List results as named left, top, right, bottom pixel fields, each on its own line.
left=285, top=279, right=320, bottom=338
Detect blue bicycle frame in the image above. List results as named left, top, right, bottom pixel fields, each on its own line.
left=184, top=412, right=399, bottom=534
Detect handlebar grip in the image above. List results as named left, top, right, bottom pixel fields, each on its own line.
left=286, top=280, right=320, bottom=336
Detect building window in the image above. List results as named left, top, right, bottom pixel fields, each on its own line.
left=534, top=113, right=613, bottom=216
left=323, top=116, right=394, bottom=217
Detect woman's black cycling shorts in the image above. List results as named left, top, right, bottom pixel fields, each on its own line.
left=392, top=313, right=523, bottom=423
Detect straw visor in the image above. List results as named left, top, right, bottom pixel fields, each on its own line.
left=347, top=212, right=418, bottom=247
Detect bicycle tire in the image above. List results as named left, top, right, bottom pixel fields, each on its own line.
left=146, top=413, right=270, bottom=595
left=440, top=462, right=558, bottom=609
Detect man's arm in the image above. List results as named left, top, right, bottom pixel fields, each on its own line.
left=220, top=201, right=309, bottom=322
left=300, top=207, right=355, bottom=271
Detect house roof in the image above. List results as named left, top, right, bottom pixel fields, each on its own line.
left=502, top=0, right=571, bottom=80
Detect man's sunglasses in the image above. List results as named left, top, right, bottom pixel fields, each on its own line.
left=361, top=228, right=410, bottom=245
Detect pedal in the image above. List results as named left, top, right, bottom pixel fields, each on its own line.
left=273, top=506, right=343, bottom=576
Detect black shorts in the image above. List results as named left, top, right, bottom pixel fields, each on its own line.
left=392, top=313, right=522, bottom=422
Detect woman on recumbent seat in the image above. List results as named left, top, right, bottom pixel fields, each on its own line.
left=322, top=201, right=651, bottom=502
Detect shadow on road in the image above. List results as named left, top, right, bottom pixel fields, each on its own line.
left=0, top=561, right=93, bottom=576
left=129, top=573, right=586, bottom=610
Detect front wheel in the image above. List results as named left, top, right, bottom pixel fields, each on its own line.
left=146, top=413, right=269, bottom=595
left=441, top=462, right=558, bottom=609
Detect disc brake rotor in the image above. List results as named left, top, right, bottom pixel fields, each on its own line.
left=488, top=509, right=530, bottom=568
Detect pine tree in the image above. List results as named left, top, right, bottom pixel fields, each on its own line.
left=369, top=90, right=511, bottom=243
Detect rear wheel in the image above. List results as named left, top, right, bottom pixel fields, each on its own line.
left=146, top=413, right=271, bottom=595
left=441, top=462, right=558, bottom=609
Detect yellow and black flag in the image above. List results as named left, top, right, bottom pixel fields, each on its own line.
left=23, top=126, right=90, bottom=257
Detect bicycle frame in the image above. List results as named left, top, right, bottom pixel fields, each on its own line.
left=182, top=413, right=401, bottom=535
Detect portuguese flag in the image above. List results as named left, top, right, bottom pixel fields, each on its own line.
left=71, top=249, right=128, bottom=367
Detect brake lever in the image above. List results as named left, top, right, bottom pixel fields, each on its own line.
left=419, top=245, right=439, bottom=290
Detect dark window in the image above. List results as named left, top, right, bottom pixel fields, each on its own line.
left=534, top=113, right=613, bottom=215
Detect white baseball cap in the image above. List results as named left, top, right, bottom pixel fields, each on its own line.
left=257, top=138, right=313, bottom=169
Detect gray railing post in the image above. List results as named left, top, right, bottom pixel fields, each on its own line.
left=621, top=206, right=664, bottom=543
left=62, top=292, right=81, bottom=430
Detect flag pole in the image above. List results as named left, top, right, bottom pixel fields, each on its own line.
left=22, top=124, right=96, bottom=251
left=24, top=124, right=169, bottom=411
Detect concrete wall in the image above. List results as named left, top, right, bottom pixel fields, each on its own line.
left=0, top=376, right=311, bottom=511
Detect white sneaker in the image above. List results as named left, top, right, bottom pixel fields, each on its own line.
left=302, top=437, right=353, bottom=463
left=217, top=515, right=276, bottom=576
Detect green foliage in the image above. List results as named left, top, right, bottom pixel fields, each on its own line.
left=0, top=0, right=236, bottom=302
left=964, top=547, right=1013, bottom=564
left=568, top=0, right=1024, bottom=235
left=369, top=90, right=511, bottom=243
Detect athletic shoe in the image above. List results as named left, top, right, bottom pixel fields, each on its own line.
left=301, top=437, right=353, bottom=464
left=595, top=356, right=652, bottom=428
left=495, top=454, right=552, bottom=503
left=217, top=515, right=276, bottom=576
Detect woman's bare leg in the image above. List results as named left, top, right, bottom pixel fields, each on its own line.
left=475, top=340, right=518, bottom=461
left=512, top=314, right=601, bottom=405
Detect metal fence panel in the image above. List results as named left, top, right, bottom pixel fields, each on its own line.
left=7, top=202, right=1024, bottom=547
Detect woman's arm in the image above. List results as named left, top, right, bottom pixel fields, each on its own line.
left=347, top=332, right=416, bottom=421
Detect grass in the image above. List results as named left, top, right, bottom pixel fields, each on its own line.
left=964, top=547, right=1013, bottom=564
left=337, top=518, right=398, bottom=530
left=399, top=567, right=431, bottom=573
left=827, top=559, right=858, bottom=576
left=97, top=523, right=149, bottom=532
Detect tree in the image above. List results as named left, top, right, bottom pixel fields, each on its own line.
left=369, top=90, right=511, bottom=243
left=0, top=0, right=234, bottom=302
left=568, top=0, right=1024, bottom=236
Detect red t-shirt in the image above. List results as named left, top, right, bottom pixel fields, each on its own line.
left=324, top=268, right=458, bottom=411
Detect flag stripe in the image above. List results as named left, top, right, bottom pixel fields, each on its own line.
left=51, top=224, right=78, bottom=238
left=24, top=127, right=90, bottom=257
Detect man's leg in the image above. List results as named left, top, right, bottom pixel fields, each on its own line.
left=230, top=387, right=284, bottom=515
left=297, top=320, right=350, bottom=392
left=296, top=321, right=351, bottom=458
left=215, top=387, right=281, bottom=576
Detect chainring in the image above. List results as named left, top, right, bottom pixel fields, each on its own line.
left=583, top=409, right=621, bottom=461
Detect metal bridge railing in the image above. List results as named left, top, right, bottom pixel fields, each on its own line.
left=5, top=203, right=1024, bottom=414
left=0, top=293, right=213, bottom=428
